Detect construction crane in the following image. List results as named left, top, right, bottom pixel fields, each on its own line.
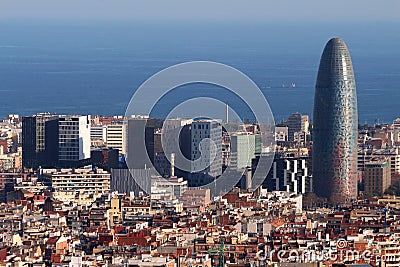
left=207, top=239, right=226, bottom=267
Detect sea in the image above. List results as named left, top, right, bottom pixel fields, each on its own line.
left=0, top=20, right=399, bottom=124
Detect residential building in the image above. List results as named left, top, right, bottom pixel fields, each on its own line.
left=364, top=159, right=391, bottom=196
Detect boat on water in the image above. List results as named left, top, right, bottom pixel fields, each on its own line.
left=281, top=82, right=296, bottom=88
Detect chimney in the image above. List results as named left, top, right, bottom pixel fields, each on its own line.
left=245, top=167, right=252, bottom=190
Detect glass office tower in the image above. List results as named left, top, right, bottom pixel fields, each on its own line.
left=313, top=38, right=358, bottom=203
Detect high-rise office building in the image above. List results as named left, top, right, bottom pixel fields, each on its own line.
left=230, top=133, right=259, bottom=170
left=313, top=38, right=358, bottom=203
left=58, top=115, right=91, bottom=164
left=153, top=118, right=193, bottom=178
left=22, top=113, right=59, bottom=169
left=159, top=118, right=193, bottom=157
left=286, top=113, right=309, bottom=142
left=188, top=120, right=222, bottom=187
left=126, top=118, right=156, bottom=169
left=23, top=114, right=91, bottom=169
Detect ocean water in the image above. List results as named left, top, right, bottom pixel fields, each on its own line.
left=0, top=21, right=399, bottom=123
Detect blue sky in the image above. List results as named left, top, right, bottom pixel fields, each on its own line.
left=1, top=0, right=400, bottom=23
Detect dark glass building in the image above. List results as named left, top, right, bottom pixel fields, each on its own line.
left=313, top=38, right=358, bottom=203
left=22, top=113, right=59, bottom=169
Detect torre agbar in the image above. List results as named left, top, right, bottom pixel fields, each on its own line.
left=313, top=38, right=358, bottom=203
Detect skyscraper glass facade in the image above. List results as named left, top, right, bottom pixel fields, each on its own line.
left=313, top=38, right=358, bottom=203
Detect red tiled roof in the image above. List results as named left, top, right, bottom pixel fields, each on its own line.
left=46, top=237, right=59, bottom=245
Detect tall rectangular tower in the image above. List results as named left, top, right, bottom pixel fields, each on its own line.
left=188, top=120, right=222, bottom=187
left=22, top=113, right=59, bottom=169
left=58, top=115, right=91, bottom=163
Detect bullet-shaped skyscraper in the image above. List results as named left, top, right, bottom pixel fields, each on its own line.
left=313, top=38, right=358, bottom=203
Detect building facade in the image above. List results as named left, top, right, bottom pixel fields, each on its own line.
left=313, top=38, right=358, bottom=203
left=263, top=156, right=311, bottom=195
left=287, top=113, right=309, bottom=142
left=58, top=115, right=91, bottom=163
left=230, top=133, right=259, bottom=170
left=106, top=122, right=126, bottom=155
left=45, top=168, right=110, bottom=205
left=358, top=147, right=400, bottom=176
left=188, top=120, right=222, bottom=187
left=364, top=159, right=391, bottom=197
left=153, top=119, right=193, bottom=178
left=90, top=124, right=107, bottom=147
left=110, top=168, right=154, bottom=196
left=22, top=113, right=59, bottom=169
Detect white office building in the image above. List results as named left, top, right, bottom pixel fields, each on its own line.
left=106, top=122, right=126, bottom=155
left=58, top=115, right=91, bottom=162
left=90, top=125, right=107, bottom=142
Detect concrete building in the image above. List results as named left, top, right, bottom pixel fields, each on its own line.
left=358, top=147, right=400, bottom=175
left=151, top=176, right=188, bottom=201
left=90, top=124, right=107, bottom=146
left=230, top=133, right=259, bottom=170
left=106, top=122, right=126, bottom=155
left=154, top=152, right=175, bottom=178
left=364, top=159, right=391, bottom=197
left=23, top=114, right=91, bottom=169
left=160, top=118, right=193, bottom=156
left=180, top=188, right=211, bottom=208
left=153, top=118, right=193, bottom=178
left=58, top=115, right=91, bottom=164
left=189, top=120, right=222, bottom=187
left=44, top=168, right=110, bottom=205
left=275, top=126, right=289, bottom=142
left=126, top=118, right=162, bottom=173
left=287, top=113, right=309, bottom=141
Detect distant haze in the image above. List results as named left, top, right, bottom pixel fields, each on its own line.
left=1, top=1, right=399, bottom=23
